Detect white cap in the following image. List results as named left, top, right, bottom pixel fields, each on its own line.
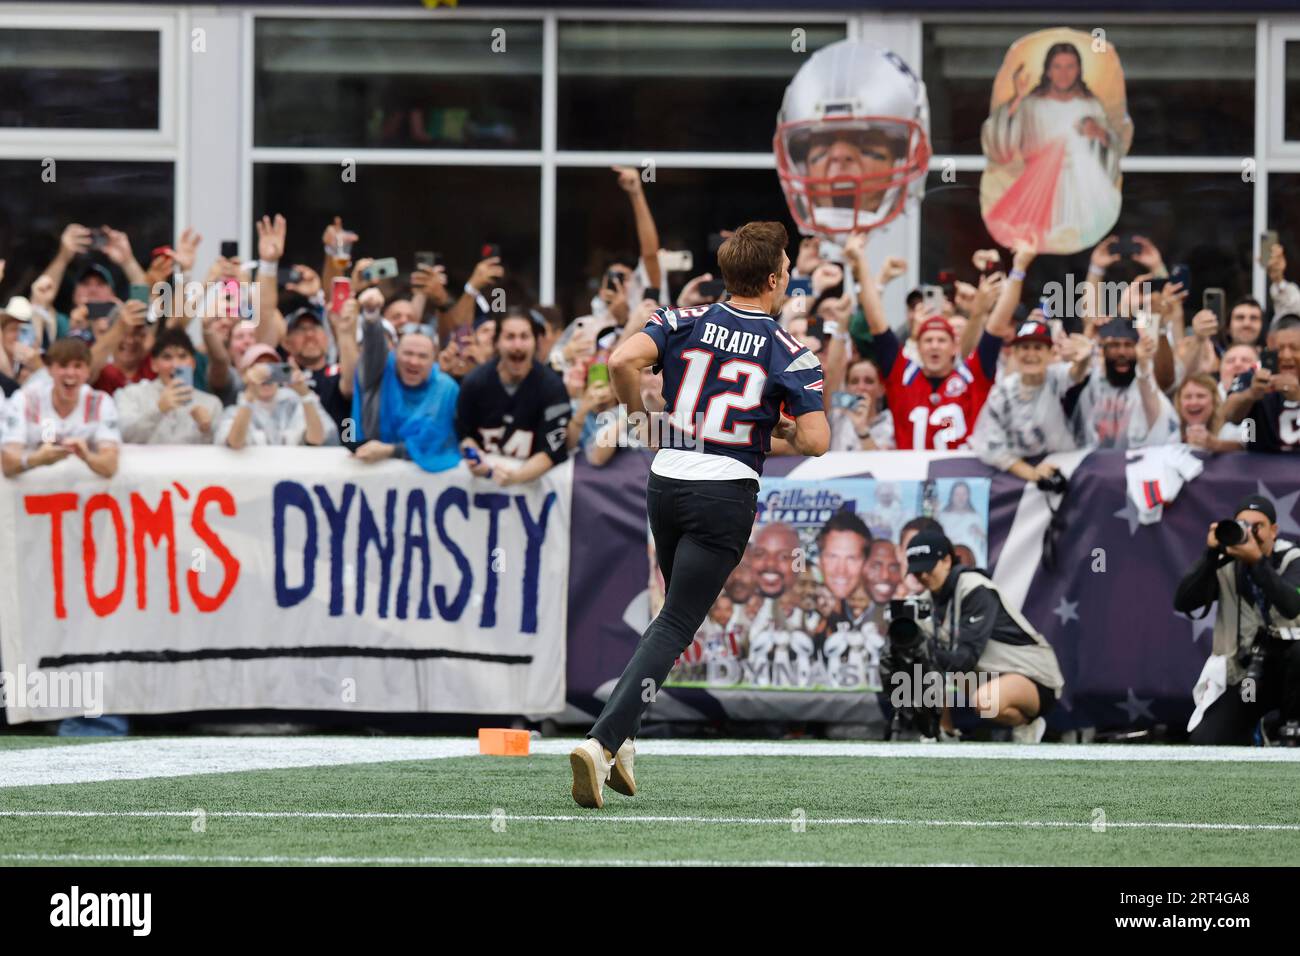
left=2, top=296, right=33, bottom=322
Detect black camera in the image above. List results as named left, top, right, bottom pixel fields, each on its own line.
left=1215, top=518, right=1252, bottom=549
left=886, top=596, right=932, bottom=652
left=1238, top=625, right=1282, bottom=687
left=883, top=597, right=945, bottom=740
left=1036, top=471, right=1069, bottom=495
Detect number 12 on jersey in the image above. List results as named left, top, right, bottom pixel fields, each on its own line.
left=670, top=348, right=768, bottom=445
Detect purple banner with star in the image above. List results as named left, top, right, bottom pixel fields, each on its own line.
left=566, top=448, right=1299, bottom=735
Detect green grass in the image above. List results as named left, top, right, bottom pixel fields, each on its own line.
left=2, top=740, right=1299, bottom=865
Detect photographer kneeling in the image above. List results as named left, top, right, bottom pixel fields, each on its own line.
left=1175, top=495, right=1300, bottom=746
left=883, top=531, right=1065, bottom=743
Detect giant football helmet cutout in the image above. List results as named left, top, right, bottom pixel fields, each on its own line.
left=775, top=40, right=931, bottom=239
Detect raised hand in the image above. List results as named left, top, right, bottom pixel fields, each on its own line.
left=174, top=227, right=201, bottom=273
left=257, top=214, right=287, bottom=262
left=611, top=165, right=644, bottom=195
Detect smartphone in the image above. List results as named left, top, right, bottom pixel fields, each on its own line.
left=16, top=323, right=37, bottom=348
left=267, top=363, right=294, bottom=385
left=1169, top=263, right=1191, bottom=290
left=414, top=250, right=443, bottom=271
left=86, top=301, right=115, bottom=321
left=660, top=250, right=693, bottom=273
left=786, top=276, right=813, bottom=298
left=831, top=390, right=860, bottom=411
left=1203, top=287, right=1226, bottom=325
left=362, top=257, right=400, bottom=281
left=642, top=286, right=662, bottom=304
left=173, top=365, right=194, bottom=389
left=91, top=229, right=108, bottom=251
left=1261, top=348, right=1280, bottom=374
left=462, top=446, right=482, bottom=464
left=921, top=284, right=945, bottom=316
left=278, top=266, right=303, bottom=286
left=480, top=243, right=501, bottom=261
left=129, top=283, right=151, bottom=303
left=697, top=279, right=726, bottom=300
left=587, top=362, right=610, bottom=386
left=220, top=240, right=239, bottom=259
left=604, top=268, right=623, bottom=289
left=330, top=276, right=351, bottom=315
left=1261, top=230, right=1279, bottom=267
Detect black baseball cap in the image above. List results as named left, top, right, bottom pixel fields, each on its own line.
left=1235, top=495, right=1277, bottom=523
left=906, top=531, right=953, bottom=575
left=1098, top=318, right=1139, bottom=342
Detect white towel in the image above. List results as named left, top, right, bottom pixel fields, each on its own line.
left=1125, top=444, right=1205, bottom=525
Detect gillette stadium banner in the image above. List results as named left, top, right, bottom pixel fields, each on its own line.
left=0, top=447, right=569, bottom=723
left=567, top=447, right=1300, bottom=734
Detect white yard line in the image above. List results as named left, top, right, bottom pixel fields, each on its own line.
left=2, top=736, right=1299, bottom=789
left=0, top=851, right=1011, bottom=867
left=2, top=809, right=1297, bottom=831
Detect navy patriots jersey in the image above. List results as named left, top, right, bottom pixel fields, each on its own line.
left=639, top=300, right=824, bottom=475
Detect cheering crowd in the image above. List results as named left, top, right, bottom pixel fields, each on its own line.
left=1, top=165, right=1298, bottom=484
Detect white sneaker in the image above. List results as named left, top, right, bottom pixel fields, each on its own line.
left=608, top=740, right=636, bottom=797
left=1012, top=717, right=1046, bottom=744
left=570, top=738, right=613, bottom=809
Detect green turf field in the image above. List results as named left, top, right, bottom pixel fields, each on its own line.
left=2, top=736, right=1298, bottom=866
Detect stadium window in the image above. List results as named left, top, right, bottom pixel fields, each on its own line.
left=0, top=160, right=174, bottom=305
left=554, top=166, right=800, bottom=320
left=252, top=163, right=541, bottom=301
left=253, top=18, right=543, bottom=150
left=0, top=27, right=160, bottom=130
left=556, top=20, right=847, bottom=152
left=1268, top=175, right=1300, bottom=284
left=922, top=22, right=1255, bottom=157
left=920, top=170, right=1254, bottom=324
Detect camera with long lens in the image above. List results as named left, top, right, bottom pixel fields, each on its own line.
left=1215, top=518, right=1253, bottom=549
left=886, top=596, right=933, bottom=656
left=883, top=596, right=941, bottom=738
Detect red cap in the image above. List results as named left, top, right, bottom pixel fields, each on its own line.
left=916, top=316, right=955, bottom=340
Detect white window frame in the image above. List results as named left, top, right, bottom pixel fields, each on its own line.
left=0, top=4, right=178, bottom=152
left=242, top=6, right=852, bottom=303
left=0, top=3, right=184, bottom=251
left=1267, top=19, right=1300, bottom=162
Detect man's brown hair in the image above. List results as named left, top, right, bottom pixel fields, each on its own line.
left=717, top=221, right=789, bottom=297
left=45, top=337, right=91, bottom=367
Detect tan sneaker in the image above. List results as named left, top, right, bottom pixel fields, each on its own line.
left=608, top=739, right=636, bottom=797
left=569, top=738, right=613, bottom=809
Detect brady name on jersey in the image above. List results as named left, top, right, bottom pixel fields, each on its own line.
left=639, top=299, right=825, bottom=479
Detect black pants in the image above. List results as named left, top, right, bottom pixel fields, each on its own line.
left=588, top=472, right=758, bottom=755
left=1189, top=638, right=1300, bottom=745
